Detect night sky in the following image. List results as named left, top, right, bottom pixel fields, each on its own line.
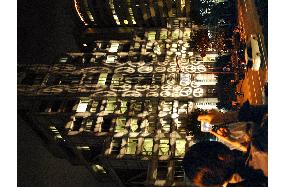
left=17, top=0, right=112, bottom=186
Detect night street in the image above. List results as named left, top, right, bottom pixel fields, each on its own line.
left=16, top=0, right=269, bottom=186
left=236, top=0, right=268, bottom=105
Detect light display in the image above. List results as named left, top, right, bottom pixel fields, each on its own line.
left=18, top=26, right=220, bottom=172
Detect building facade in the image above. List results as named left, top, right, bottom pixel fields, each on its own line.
left=72, top=0, right=191, bottom=27
left=18, top=19, right=224, bottom=186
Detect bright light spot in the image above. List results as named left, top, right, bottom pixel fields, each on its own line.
left=76, top=103, right=88, bottom=112
left=92, top=165, right=107, bottom=174
left=83, top=43, right=87, bottom=47
left=73, top=0, right=88, bottom=25
left=124, top=20, right=128, bottom=24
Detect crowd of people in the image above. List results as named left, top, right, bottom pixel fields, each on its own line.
left=183, top=100, right=268, bottom=186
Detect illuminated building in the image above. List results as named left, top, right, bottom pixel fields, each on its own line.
left=72, top=0, right=191, bottom=27
left=18, top=18, right=224, bottom=186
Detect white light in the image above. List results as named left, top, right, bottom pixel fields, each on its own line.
left=171, top=113, right=179, bottom=119
left=76, top=103, right=88, bottom=112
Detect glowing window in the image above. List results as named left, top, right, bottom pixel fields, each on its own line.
left=159, top=139, right=170, bottom=156
left=142, top=138, right=153, bottom=155
left=106, top=55, right=117, bottom=63
left=147, top=31, right=156, bottom=41
left=114, top=117, right=126, bottom=132
left=116, top=100, right=127, bottom=114
left=160, top=118, right=171, bottom=133
left=105, top=99, right=116, bottom=114
left=178, top=101, right=188, bottom=115
left=76, top=100, right=89, bottom=112
left=97, top=73, right=108, bottom=85
left=160, top=30, right=167, bottom=40
left=126, top=138, right=138, bottom=154
left=175, top=139, right=186, bottom=157
left=129, top=118, right=139, bottom=132
left=109, top=43, right=119, bottom=53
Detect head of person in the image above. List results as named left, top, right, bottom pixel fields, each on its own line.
left=182, top=141, right=236, bottom=187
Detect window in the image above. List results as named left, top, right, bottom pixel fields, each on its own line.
left=38, top=100, right=49, bottom=112
left=106, top=55, right=117, bottom=63
left=61, top=75, right=82, bottom=85
left=65, top=100, right=77, bottom=112
left=83, top=74, right=100, bottom=84
left=111, top=74, right=123, bottom=85
left=159, top=30, right=167, bottom=40
left=175, top=139, right=186, bottom=157
left=59, top=57, right=68, bottom=63
left=159, top=139, right=170, bottom=156
left=160, top=118, right=171, bottom=133
left=129, top=118, right=140, bottom=132
left=85, top=117, right=93, bottom=131
left=114, top=117, right=127, bottom=132
left=76, top=99, right=90, bottom=112
left=101, top=117, right=114, bottom=132
left=178, top=101, right=188, bottom=115
left=97, top=73, right=108, bottom=85
left=46, top=74, right=62, bottom=86
left=50, top=100, right=62, bottom=112
left=90, top=100, right=100, bottom=113
left=121, top=43, right=130, bottom=52
left=147, top=31, right=156, bottom=41
left=72, top=117, right=84, bottom=131
left=116, top=100, right=127, bottom=114
left=142, top=138, right=153, bottom=155
left=105, top=74, right=113, bottom=86
left=111, top=138, right=122, bottom=154
left=157, top=161, right=168, bottom=179
left=153, top=74, right=164, bottom=84
left=126, top=138, right=138, bottom=154
left=130, top=101, right=143, bottom=113
left=49, top=126, right=63, bottom=140
left=147, top=116, right=156, bottom=133
left=173, top=160, right=184, bottom=181
left=105, top=98, right=116, bottom=114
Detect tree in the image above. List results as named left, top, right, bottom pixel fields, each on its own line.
left=190, top=29, right=210, bottom=54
